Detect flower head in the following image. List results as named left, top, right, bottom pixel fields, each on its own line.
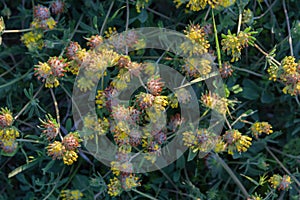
left=223, top=129, right=252, bottom=155
left=63, top=150, right=78, bottom=165
left=107, top=177, right=122, bottom=197
left=251, top=122, right=273, bottom=138
left=38, top=114, right=59, bottom=140
left=147, top=76, right=165, bottom=96
left=85, top=35, right=103, bottom=49
left=62, top=132, right=81, bottom=151
left=60, top=189, right=83, bottom=200
left=51, top=0, right=65, bottom=15
left=268, top=174, right=292, bottom=191
left=34, top=5, right=50, bottom=20
left=21, top=31, right=44, bottom=51
left=0, top=107, right=13, bottom=128
left=47, top=141, right=66, bottom=159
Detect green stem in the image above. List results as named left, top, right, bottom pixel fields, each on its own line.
left=215, top=153, right=250, bottom=198
left=132, top=189, right=158, bottom=200
left=0, top=69, right=31, bottom=89
left=212, top=9, right=222, bottom=68
left=100, top=0, right=115, bottom=35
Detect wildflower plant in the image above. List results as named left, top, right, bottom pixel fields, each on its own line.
left=0, top=0, right=299, bottom=199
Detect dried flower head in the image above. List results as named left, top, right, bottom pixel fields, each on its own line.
left=34, top=5, right=50, bottom=20
left=66, top=41, right=82, bottom=60
left=220, top=62, right=233, bottom=78
left=85, top=35, right=103, bottom=49
left=201, top=91, right=230, bottom=115
left=38, top=114, right=59, bottom=140
left=62, top=132, right=81, bottom=150
left=147, top=76, right=165, bottom=96
left=51, top=0, right=65, bottom=15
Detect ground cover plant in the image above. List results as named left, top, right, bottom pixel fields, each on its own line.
left=0, top=0, right=299, bottom=199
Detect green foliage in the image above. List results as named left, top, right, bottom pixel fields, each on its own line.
left=0, top=0, right=299, bottom=199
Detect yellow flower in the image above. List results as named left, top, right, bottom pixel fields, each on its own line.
left=267, top=65, right=278, bottom=81
left=47, top=141, right=65, bottom=159
left=135, top=0, right=149, bottom=13
left=223, top=129, right=252, bottom=155
left=60, top=189, right=83, bottom=200
left=107, top=177, right=122, bottom=197
left=268, top=174, right=282, bottom=189
left=251, top=122, right=273, bottom=138
left=0, top=107, right=13, bottom=128
left=21, top=31, right=44, bottom=51
left=104, top=27, right=117, bottom=38
left=121, top=174, right=140, bottom=191
left=63, top=150, right=78, bottom=165
left=46, top=18, right=56, bottom=30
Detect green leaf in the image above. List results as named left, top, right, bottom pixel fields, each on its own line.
left=8, top=158, right=40, bottom=178
left=42, top=159, right=55, bottom=175
left=260, top=90, right=275, bottom=103
left=138, top=9, right=148, bottom=23
left=187, top=148, right=198, bottom=162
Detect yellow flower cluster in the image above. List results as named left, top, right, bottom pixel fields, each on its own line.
left=269, top=174, right=292, bottom=191
left=76, top=48, right=120, bottom=92
left=182, top=56, right=213, bottom=78
left=267, top=56, right=300, bottom=95
left=107, top=177, right=122, bottom=196
left=45, top=131, right=81, bottom=165
left=135, top=0, right=149, bottom=13
left=223, top=129, right=252, bottom=155
left=183, top=129, right=217, bottom=153
left=201, top=91, right=230, bottom=115
left=82, top=115, right=109, bottom=139
left=181, top=24, right=210, bottom=57
left=60, top=189, right=83, bottom=200
left=0, top=108, right=19, bottom=153
left=251, top=122, right=273, bottom=138
left=281, top=56, right=299, bottom=95
left=21, top=31, right=44, bottom=52
left=34, top=56, right=68, bottom=88
left=178, top=0, right=236, bottom=11
left=104, top=27, right=117, bottom=38
left=221, top=28, right=256, bottom=62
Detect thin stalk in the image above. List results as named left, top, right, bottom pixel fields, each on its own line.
left=265, top=146, right=300, bottom=190
left=50, top=88, right=63, bottom=140
left=3, top=28, right=32, bottom=33
left=232, top=66, right=263, bottom=77
left=212, top=9, right=222, bottom=68
left=282, top=0, right=293, bottom=56
left=132, top=189, right=158, bottom=200
left=254, top=43, right=281, bottom=66
left=215, top=153, right=250, bottom=198
left=100, top=1, right=115, bottom=35
left=125, top=0, right=129, bottom=55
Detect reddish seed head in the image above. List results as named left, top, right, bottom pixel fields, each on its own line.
left=34, top=5, right=50, bottom=20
